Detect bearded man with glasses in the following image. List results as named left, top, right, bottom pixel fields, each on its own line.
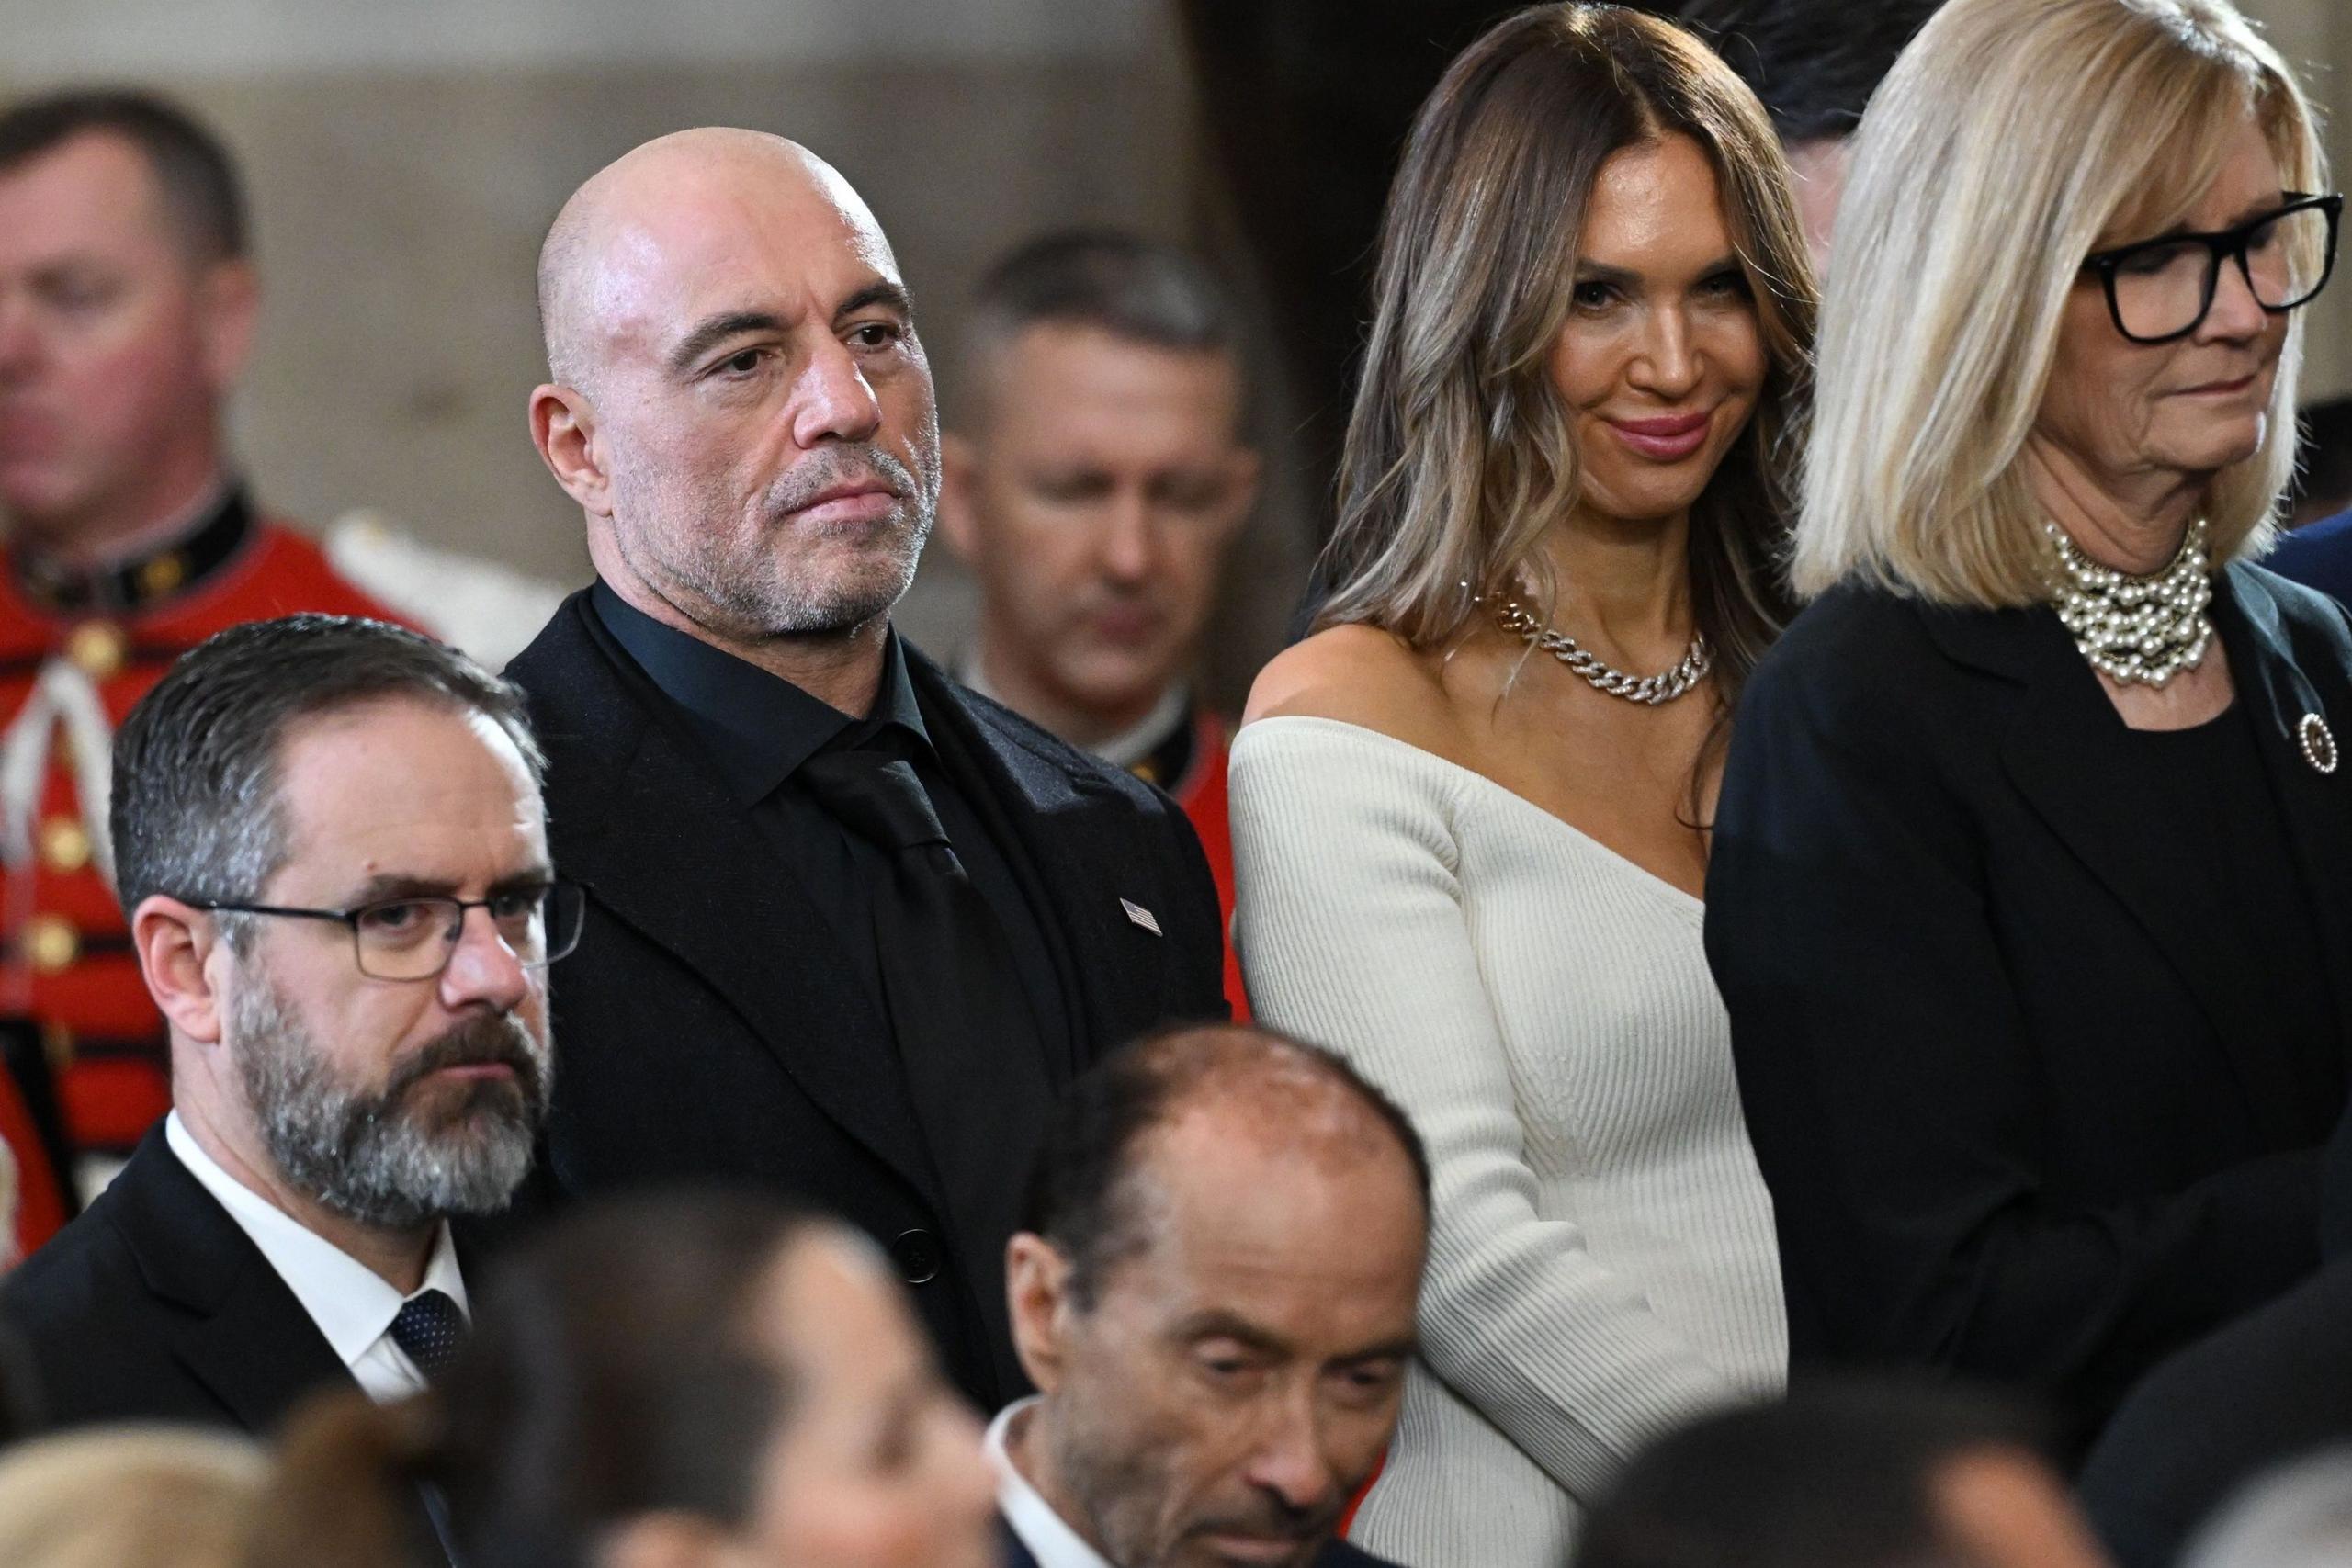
left=0, top=613, right=570, bottom=1438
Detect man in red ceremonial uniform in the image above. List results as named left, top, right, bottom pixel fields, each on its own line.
left=0, top=92, right=401, bottom=1252
left=940, top=232, right=1261, bottom=1016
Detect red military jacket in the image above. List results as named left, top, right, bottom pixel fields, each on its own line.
left=0, top=487, right=403, bottom=1258
left=1129, top=705, right=1245, bottom=1021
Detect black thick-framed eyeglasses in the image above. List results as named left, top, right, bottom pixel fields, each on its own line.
left=187, top=878, right=587, bottom=982
left=2083, top=192, right=2344, bottom=344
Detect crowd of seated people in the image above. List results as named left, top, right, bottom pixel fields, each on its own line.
left=5, top=0, right=2352, bottom=1562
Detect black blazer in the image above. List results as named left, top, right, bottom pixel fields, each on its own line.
left=2077, top=1254, right=2352, bottom=1568
left=0, top=1125, right=356, bottom=1435
left=503, top=592, right=1227, bottom=1407
left=1705, top=564, right=2352, bottom=1438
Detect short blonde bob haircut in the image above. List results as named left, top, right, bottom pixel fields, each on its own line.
left=1795, top=0, right=2326, bottom=606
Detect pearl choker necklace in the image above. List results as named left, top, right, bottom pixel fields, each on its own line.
left=2045, top=518, right=2214, bottom=689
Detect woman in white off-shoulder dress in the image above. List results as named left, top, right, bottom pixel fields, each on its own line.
left=1229, top=9, right=1815, bottom=1567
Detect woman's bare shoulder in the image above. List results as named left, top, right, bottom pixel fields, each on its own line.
left=1241, top=624, right=1468, bottom=758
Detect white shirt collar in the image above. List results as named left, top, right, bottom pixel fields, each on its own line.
left=987, top=1397, right=1117, bottom=1568
left=956, top=656, right=1190, bottom=774
left=164, top=1111, right=469, bottom=1374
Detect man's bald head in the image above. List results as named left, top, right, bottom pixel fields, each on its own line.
left=526, top=127, right=939, bottom=649
left=1022, top=1022, right=1430, bottom=1309
left=537, top=129, right=893, bottom=395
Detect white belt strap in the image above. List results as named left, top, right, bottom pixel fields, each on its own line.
left=0, top=655, right=116, bottom=892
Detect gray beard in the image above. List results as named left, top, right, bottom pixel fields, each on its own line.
left=619, top=441, right=938, bottom=638
left=232, top=973, right=551, bottom=1232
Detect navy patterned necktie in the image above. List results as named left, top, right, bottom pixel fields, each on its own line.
left=389, top=1288, right=468, bottom=1381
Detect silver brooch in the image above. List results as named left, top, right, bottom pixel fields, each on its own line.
left=2299, top=713, right=2338, bottom=774
left=1481, top=589, right=1712, bottom=706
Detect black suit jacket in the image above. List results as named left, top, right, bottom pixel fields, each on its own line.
left=503, top=592, right=1227, bottom=1406
left=997, top=1515, right=1407, bottom=1568
left=2077, top=1254, right=2352, bottom=1568
left=1705, top=564, right=2352, bottom=1438
left=0, top=1125, right=355, bottom=1435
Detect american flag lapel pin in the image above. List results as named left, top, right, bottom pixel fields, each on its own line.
left=1120, top=897, right=1162, bottom=936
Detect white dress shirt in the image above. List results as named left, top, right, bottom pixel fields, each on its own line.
left=164, top=1111, right=469, bottom=1404
left=988, top=1397, right=1115, bottom=1568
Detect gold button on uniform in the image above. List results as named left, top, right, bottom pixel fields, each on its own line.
left=38, top=816, right=90, bottom=874
left=65, top=621, right=126, bottom=681
left=138, top=552, right=187, bottom=599
left=23, top=914, right=78, bottom=974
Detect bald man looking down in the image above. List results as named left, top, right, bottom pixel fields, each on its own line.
left=505, top=130, right=1227, bottom=1407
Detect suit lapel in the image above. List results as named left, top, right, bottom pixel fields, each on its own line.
left=910, top=654, right=1155, bottom=1082
left=1928, top=600, right=2303, bottom=1134
left=107, top=1132, right=355, bottom=1435
left=169, top=1261, right=354, bottom=1435
left=532, top=601, right=942, bottom=1208
left=2213, top=567, right=2352, bottom=1084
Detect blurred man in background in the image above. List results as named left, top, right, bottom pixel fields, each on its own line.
left=0, top=92, right=408, bottom=1248
left=997, top=1023, right=1426, bottom=1568
left=1574, top=1382, right=2110, bottom=1568
left=941, top=232, right=1258, bottom=1016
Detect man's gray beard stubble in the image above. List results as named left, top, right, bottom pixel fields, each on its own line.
left=625, top=442, right=937, bottom=638
left=231, top=969, right=550, bottom=1232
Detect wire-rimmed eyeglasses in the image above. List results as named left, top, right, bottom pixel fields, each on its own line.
left=186, top=879, right=586, bottom=982
left=2083, top=192, right=2343, bottom=345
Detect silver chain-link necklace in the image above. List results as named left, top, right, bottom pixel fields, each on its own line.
left=2045, top=518, right=2213, bottom=688
left=1484, top=589, right=1713, bottom=705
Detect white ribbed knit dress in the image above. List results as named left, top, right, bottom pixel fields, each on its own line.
left=1228, top=716, right=1786, bottom=1568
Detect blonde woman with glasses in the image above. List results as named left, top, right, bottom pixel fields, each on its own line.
left=1229, top=7, right=1814, bottom=1563
left=1706, top=0, right=2352, bottom=1446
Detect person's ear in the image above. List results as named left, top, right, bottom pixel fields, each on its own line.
left=533, top=382, right=615, bottom=518
left=132, top=895, right=227, bottom=1047
left=594, top=1510, right=736, bottom=1568
left=197, top=257, right=260, bottom=392
left=936, top=431, right=983, bottom=565
left=1005, top=1232, right=1076, bottom=1394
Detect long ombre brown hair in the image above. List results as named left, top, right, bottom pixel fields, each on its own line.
left=1316, top=3, right=1815, bottom=739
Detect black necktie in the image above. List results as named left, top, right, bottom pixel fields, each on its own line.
left=797, top=739, right=1054, bottom=1368
left=390, top=1289, right=467, bottom=1381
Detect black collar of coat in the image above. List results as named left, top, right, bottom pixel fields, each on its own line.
left=13, top=484, right=256, bottom=615
left=587, top=579, right=933, bottom=806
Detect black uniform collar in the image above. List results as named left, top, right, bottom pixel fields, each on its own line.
left=1127, top=700, right=1200, bottom=792
left=590, top=578, right=930, bottom=805
left=14, top=483, right=256, bottom=615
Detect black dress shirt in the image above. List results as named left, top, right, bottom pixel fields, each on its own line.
left=589, top=583, right=1072, bottom=1093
